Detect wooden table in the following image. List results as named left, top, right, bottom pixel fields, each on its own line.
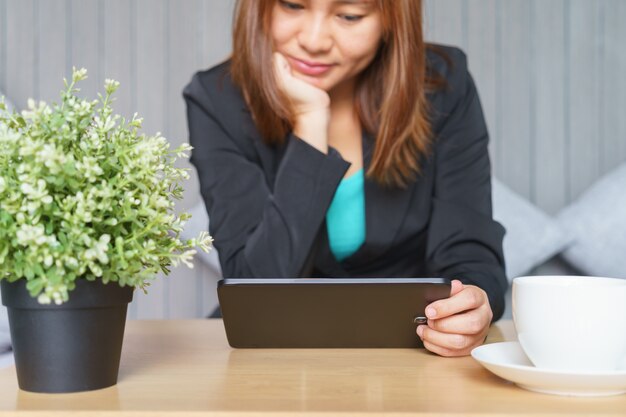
left=0, top=320, right=624, bottom=416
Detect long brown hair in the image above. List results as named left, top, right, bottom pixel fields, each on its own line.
left=231, top=0, right=442, bottom=187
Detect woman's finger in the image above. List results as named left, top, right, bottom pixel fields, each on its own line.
left=425, top=284, right=487, bottom=320
left=421, top=339, right=460, bottom=357
left=417, top=325, right=487, bottom=356
left=273, top=53, right=290, bottom=86
left=449, top=279, right=464, bottom=296
left=426, top=306, right=491, bottom=335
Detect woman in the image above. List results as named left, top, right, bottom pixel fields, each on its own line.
left=184, top=0, right=507, bottom=357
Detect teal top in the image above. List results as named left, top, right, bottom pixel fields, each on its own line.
left=326, top=168, right=366, bottom=261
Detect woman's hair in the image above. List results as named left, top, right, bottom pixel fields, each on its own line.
left=231, top=0, right=442, bottom=187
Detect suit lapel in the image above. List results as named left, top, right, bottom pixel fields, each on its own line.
left=342, top=132, right=418, bottom=268
left=316, top=132, right=419, bottom=273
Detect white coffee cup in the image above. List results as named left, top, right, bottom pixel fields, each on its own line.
left=512, top=276, right=626, bottom=372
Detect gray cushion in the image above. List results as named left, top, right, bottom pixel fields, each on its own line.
left=557, top=162, right=626, bottom=278
left=0, top=287, right=9, bottom=353
left=0, top=352, right=13, bottom=369
left=492, top=178, right=573, bottom=281
left=0, top=312, right=9, bottom=353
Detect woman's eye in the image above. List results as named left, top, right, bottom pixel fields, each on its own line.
left=339, top=14, right=364, bottom=23
left=279, top=0, right=304, bottom=11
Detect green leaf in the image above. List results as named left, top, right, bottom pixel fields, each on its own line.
left=34, top=263, right=45, bottom=278
left=26, top=278, right=44, bottom=295
left=24, top=266, right=35, bottom=280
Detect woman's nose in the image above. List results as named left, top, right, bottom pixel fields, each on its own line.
left=297, top=17, right=333, bottom=54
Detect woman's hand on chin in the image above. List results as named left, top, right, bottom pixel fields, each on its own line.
left=273, top=52, right=330, bottom=153
left=273, top=52, right=330, bottom=115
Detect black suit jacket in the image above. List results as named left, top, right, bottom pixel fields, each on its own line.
left=183, top=46, right=508, bottom=320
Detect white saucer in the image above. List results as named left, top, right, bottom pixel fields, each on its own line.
left=471, top=342, right=626, bottom=396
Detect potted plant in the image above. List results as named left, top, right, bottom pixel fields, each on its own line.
left=0, top=68, right=212, bottom=393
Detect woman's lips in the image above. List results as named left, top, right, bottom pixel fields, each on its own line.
left=287, top=56, right=334, bottom=76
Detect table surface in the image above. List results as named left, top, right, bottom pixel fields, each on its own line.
left=0, top=320, right=624, bottom=416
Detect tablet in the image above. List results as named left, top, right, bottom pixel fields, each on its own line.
left=217, top=278, right=451, bottom=348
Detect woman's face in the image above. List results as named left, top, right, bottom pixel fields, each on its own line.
left=270, top=0, right=383, bottom=94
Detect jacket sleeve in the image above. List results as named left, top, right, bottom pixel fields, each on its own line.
left=425, top=51, right=508, bottom=321
left=183, top=75, right=349, bottom=278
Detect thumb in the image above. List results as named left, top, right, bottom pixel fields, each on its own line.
left=424, top=279, right=464, bottom=320
left=450, top=279, right=464, bottom=297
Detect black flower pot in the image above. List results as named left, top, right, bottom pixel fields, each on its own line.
left=0, top=279, right=134, bottom=393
